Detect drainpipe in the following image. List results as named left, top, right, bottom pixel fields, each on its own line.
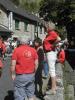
left=8, top=12, right=13, bottom=30
left=74, top=85, right=75, bottom=96
left=37, top=21, right=38, bottom=38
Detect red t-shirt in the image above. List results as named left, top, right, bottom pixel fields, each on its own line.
left=0, top=40, right=3, bottom=49
left=2, top=43, right=6, bottom=54
left=12, top=45, right=38, bottom=74
left=0, top=59, right=3, bottom=68
left=58, top=49, right=65, bottom=64
left=43, top=30, right=58, bottom=52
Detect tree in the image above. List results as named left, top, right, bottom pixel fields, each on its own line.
left=39, top=0, right=75, bottom=25
left=11, top=0, right=19, bottom=5
left=39, top=0, right=63, bottom=21
left=11, top=0, right=41, bottom=13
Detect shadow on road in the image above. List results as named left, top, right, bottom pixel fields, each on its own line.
left=4, top=90, right=14, bottom=100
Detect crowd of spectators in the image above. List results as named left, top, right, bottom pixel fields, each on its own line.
left=0, top=22, right=68, bottom=100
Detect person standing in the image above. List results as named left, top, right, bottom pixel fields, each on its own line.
left=56, top=44, right=65, bottom=64
left=0, top=58, right=3, bottom=77
left=55, top=43, right=65, bottom=88
left=0, top=36, right=3, bottom=58
left=43, top=22, right=61, bottom=94
left=0, top=36, right=4, bottom=77
left=10, top=37, right=38, bottom=100
left=43, top=53, right=49, bottom=78
left=34, top=38, right=44, bottom=97
left=2, top=41, right=6, bottom=60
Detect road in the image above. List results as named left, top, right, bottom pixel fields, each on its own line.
left=0, top=57, right=14, bottom=100
left=0, top=57, right=41, bottom=100
left=0, top=56, right=65, bottom=100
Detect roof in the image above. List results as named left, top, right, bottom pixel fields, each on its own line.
left=0, top=0, right=42, bottom=23
left=0, top=26, right=12, bottom=33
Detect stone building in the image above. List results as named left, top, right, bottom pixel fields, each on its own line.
left=0, top=0, right=45, bottom=40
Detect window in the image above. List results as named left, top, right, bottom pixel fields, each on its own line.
left=15, top=20, right=19, bottom=30
left=24, top=22, right=28, bottom=31
left=34, top=25, right=37, bottom=33
left=0, top=10, right=2, bottom=15
left=40, top=26, right=42, bottom=34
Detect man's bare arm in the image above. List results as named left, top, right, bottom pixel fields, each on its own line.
left=10, top=60, right=16, bottom=80
left=35, top=59, right=38, bottom=72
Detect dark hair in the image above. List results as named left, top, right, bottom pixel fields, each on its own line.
left=34, top=38, right=42, bottom=46
left=0, top=36, right=2, bottom=40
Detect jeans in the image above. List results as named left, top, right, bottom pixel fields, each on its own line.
left=14, top=73, right=35, bottom=100
left=43, top=61, right=49, bottom=76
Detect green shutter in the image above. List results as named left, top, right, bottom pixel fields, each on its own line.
left=24, top=22, right=28, bottom=31
left=40, top=26, right=42, bottom=34
left=34, top=25, right=37, bottom=33
left=15, top=20, right=19, bottom=30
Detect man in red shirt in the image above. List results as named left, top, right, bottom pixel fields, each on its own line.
left=43, top=22, right=61, bottom=95
left=0, top=36, right=4, bottom=77
left=0, top=59, right=3, bottom=77
left=10, top=37, right=38, bottom=100
left=0, top=36, right=3, bottom=57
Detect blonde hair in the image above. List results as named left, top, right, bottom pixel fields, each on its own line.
left=46, top=21, right=55, bottom=30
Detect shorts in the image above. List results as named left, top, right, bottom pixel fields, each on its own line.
left=46, top=51, right=57, bottom=77
left=14, top=73, right=35, bottom=100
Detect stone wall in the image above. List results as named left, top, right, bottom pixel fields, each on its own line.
left=43, top=63, right=64, bottom=100
left=42, top=61, right=75, bottom=100
left=0, top=6, right=45, bottom=41
left=0, top=6, right=8, bottom=27
left=64, top=61, right=75, bottom=100
left=12, top=19, right=45, bottom=40
left=12, top=19, right=32, bottom=39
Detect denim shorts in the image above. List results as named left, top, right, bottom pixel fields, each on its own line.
left=14, top=73, right=35, bottom=100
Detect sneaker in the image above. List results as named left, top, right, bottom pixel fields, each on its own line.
left=42, top=75, right=48, bottom=79
left=46, top=89, right=56, bottom=95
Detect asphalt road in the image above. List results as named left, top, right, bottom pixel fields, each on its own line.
left=0, top=56, right=65, bottom=100
left=0, top=57, right=14, bottom=100
left=0, top=57, right=40, bottom=100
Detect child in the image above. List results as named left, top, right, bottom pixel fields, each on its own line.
left=56, top=43, right=65, bottom=64
left=56, top=44, right=65, bottom=87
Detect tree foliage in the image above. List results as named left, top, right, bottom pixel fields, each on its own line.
left=39, top=0, right=63, bottom=21
left=11, top=0, right=41, bottom=13
left=11, top=0, right=19, bottom=5
left=39, top=0, right=75, bottom=26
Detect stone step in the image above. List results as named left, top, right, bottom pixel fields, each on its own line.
left=44, top=87, right=64, bottom=100
left=64, top=71, right=75, bottom=85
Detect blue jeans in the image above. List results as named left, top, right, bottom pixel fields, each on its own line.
left=43, top=61, right=49, bottom=76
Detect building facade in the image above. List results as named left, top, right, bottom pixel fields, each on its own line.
left=0, top=0, right=45, bottom=40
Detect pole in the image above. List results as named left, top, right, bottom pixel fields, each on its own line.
left=37, top=22, right=38, bottom=38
